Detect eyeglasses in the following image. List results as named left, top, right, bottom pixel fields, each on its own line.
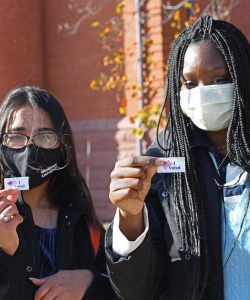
left=2, top=132, right=59, bottom=149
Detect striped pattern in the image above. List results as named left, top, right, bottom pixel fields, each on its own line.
left=35, top=226, right=57, bottom=278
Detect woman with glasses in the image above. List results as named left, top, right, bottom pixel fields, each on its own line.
left=0, top=86, right=114, bottom=300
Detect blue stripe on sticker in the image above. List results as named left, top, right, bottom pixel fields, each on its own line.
left=224, top=185, right=246, bottom=198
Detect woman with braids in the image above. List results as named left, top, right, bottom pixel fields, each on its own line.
left=0, top=86, right=114, bottom=299
left=106, top=15, right=250, bottom=300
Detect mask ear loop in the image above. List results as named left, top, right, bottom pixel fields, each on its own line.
left=26, top=145, right=70, bottom=173
left=55, top=134, right=71, bottom=171
left=39, top=128, right=72, bottom=172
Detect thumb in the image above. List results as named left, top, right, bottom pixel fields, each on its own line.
left=145, top=165, right=157, bottom=182
left=145, top=158, right=163, bottom=183
left=6, top=188, right=20, bottom=203
left=29, top=277, right=48, bottom=286
left=11, top=214, right=24, bottom=228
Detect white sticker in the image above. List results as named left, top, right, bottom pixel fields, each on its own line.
left=4, top=177, right=30, bottom=190
left=157, top=157, right=186, bottom=173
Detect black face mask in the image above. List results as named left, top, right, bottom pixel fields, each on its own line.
left=0, top=144, right=63, bottom=189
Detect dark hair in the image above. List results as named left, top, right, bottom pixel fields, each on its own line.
left=157, top=15, right=250, bottom=299
left=0, top=86, right=101, bottom=229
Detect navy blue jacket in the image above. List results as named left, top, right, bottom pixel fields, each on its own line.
left=106, top=131, right=224, bottom=300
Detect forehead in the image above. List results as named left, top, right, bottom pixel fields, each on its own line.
left=183, top=41, right=227, bottom=74
left=7, top=104, right=53, bottom=130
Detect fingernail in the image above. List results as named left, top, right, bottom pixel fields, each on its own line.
left=156, top=159, right=164, bottom=166
left=147, top=158, right=158, bottom=165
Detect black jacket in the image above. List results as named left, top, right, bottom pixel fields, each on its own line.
left=106, top=133, right=225, bottom=300
left=0, top=192, right=114, bottom=300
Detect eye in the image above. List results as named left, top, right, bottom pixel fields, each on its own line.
left=211, top=77, right=229, bottom=85
left=2, top=133, right=27, bottom=148
left=181, top=80, right=197, bottom=90
left=33, top=132, right=59, bottom=148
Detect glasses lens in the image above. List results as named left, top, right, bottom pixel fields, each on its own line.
left=33, top=132, right=58, bottom=148
left=2, top=133, right=27, bottom=149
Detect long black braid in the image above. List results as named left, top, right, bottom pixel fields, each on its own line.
left=157, top=15, right=250, bottom=299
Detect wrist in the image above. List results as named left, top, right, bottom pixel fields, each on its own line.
left=0, top=247, right=16, bottom=256
left=119, top=209, right=144, bottom=241
left=0, top=241, right=18, bottom=256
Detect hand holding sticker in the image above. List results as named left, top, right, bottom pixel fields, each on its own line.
left=0, top=188, right=23, bottom=255
left=109, top=156, right=164, bottom=240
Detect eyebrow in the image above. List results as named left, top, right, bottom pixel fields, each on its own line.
left=8, top=127, right=54, bottom=132
left=182, top=66, right=229, bottom=78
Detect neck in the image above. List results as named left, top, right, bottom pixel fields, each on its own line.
left=22, top=180, right=53, bottom=209
left=204, top=128, right=228, bottom=150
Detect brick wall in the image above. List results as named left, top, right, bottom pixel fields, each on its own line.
left=0, top=0, right=249, bottom=221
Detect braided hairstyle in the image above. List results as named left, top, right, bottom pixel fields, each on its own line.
left=157, top=15, right=250, bottom=298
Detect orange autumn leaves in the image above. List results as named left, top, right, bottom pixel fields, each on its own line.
left=89, top=1, right=201, bottom=138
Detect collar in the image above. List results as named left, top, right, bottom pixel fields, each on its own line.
left=190, top=125, right=228, bottom=156
left=190, top=125, right=212, bottom=149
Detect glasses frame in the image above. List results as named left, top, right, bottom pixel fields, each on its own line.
left=1, top=130, right=60, bottom=149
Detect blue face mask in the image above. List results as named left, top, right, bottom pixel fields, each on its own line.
left=0, top=144, right=63, bottom=189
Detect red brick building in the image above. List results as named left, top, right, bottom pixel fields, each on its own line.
left=0, top=0, right=249, bottom=221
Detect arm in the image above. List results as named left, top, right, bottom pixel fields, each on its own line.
left=112, top=206, right=149, bottom=256
left=106, top=192, right=165, bottom=300
left=106, top=156, right=166, bottom=300
left=0, top=188, right=23, bottom=298
left=32, top=225, right=115, bottom=300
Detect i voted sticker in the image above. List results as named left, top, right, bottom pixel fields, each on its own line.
left=157, top=157, right=185, bottom=173
left=4, top=177, right=30, bottom=190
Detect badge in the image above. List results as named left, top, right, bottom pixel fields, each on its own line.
left=157, top=157, right=185, bottom=173
left=4, top=177, right=30, bottom=190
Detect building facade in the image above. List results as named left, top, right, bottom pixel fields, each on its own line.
left=0, top=0, right=249, bottom=221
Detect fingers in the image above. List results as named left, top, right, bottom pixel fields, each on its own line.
left=110, top=178, right=143, bottom=193
left=0, top=204, right=19, bottom=222
left=0, top=188, right=19, bottom=203
left=144, top=163, right=159, bottom=184
left=117, top=156, right=162, bottom=168
left=33, top=278, right=52, bottom=300
left=111, top=166, right=145, bottom=180
left=0, top=212, right=23, bottom=227
left=30, top=277, right=47, bottom=286
left=0, top=199, right=16, bottom=213
left=109, top=156, right=164, bottom=215
left=112, top=156, right=163, bottom=183
left=109, top=188, right=139, bottom=203
left=9, top=214, right=23, bottom=226
left=54, top=296, right=63, bottom=300
left=41, top=288, right=59, bottom=300
left=1, top=203, right=19, bottom=215
left=110, top=157, right=162, bottom=193
left=0, top=193, right=22, bottom=226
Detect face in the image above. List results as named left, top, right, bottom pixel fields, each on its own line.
left=4, top=104, right=59, bottom=149
left=181, top=41, right=232, bottom=90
